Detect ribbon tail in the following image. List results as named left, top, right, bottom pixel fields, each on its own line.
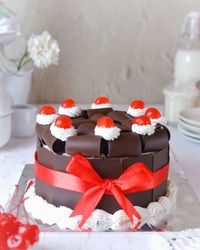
left=70, top=186, right=105, bottom=228
left=112, top=185, right=141, bottom=230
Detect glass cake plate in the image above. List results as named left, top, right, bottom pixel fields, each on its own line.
left=7, top=152, right=200, bottom=232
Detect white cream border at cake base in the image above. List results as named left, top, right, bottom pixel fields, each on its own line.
left=24, top=179, right=177, bottom=232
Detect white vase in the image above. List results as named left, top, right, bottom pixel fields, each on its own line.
left=2, top=70, right=33, bottom=105
left=0, top=85, right=11, bottom=148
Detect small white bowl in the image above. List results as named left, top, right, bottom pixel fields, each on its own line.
left=11, top=104, right=37, bottom=137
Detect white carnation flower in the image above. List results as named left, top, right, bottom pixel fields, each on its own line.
left=27, top=31, right=60, bottom=68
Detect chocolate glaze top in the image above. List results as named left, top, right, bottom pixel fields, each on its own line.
left=36, top=106, right=170, bottom=157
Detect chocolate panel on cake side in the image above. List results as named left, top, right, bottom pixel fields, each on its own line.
left=141, top=127, right=169, bottom=152
left=108, top=132, right=142, bottom=157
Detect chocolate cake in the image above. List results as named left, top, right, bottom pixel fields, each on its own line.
left=28, top=97, right=175, bottom=231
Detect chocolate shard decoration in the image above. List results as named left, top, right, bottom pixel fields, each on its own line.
left=85, top=108, right=113, bottom=118
left=66, top=135, right=107, bottom=157
left=72, top=118, right=96, bottom=129
left=115, top=123, right=131, bottom=132
left=121, top=118, right=133, bottom=130
left=35, top=124, right=50, bottom=140
left=107, top=110, right=130, bottom=124
left=108, top=132, right=142, bottom=157
left=77, top=123, right=95, bottom=135
left=90, top=113, right=104, bottom=121
left=42, top=127, right=66, bottom=154
left=141, top=127, right=169, bottom=152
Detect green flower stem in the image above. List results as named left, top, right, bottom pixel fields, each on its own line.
left=17, top=48, right=32, bottom=71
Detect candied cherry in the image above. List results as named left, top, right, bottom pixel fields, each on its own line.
left=18, top=224, right=39, bottom=245
left=145, top=107, right=161, bottom=119
left=95, top=96, right=109, bottom=105
left=97, top=116, right=115, bottom=128
left=55, top=116, right=72, bottom=129
left=39, top=105, right=56, bottom=115
left=130, top=100, right=145, bottom=109
left=61, top=99, right=75, bottom=108
left=0, top=213, right=20, bottom=237
left=132, top=115, right=151, bottom=126
left=7, top=234, right=29, bottom=250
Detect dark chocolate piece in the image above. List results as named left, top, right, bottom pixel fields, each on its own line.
left=65, top=135, right=107, bottom=157
left=108, top=132, right=142, bottom=157
left=84, top=108, right=113, bottom=118
left=141, top=127, right=169, bottom=152
left=90, top=113, right=104, bottom=121
left=42, top=128, right=65, bottom=154
left=77, top=123, right=95, bottom=135
left=35, top=124, right=50, bottom=140
left=72, top=118, right=96, bottom=129
left=121, top=118, right=132, bottom=130
left=122, top=153, right=153, bottom=172
left=115, top=123, right=131, bottom=132
left=107, top=110, right=130, bottom=124
left=153, top=146, right=169, bottom=172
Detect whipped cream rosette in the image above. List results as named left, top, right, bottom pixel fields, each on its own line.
left=127, top=99, right=146, bottom=117
left=50, top=116, right=77, bottom=141
left=145, top=108, right=167, bottom=126
left=91, top=96, right=112, bottom=109
left=58, top=99, right=81, bottom=118
left=94, top=116, right=121, bottom=141
left=36, top=105, right=57, bottom=125
left=131, top=115, right=155, bottom=136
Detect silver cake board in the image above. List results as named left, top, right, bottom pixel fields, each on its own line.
left=7, top=152, right=200, bottom=232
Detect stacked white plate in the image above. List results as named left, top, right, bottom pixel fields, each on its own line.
left=178, top=107, right=200, bottom=144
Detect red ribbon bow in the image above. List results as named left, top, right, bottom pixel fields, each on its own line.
left=35, top=153, right=169, bottom=230
left=66, top=155, right=169, bottom=229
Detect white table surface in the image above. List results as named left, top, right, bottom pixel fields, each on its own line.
left=0, top=104, right=200, bottom=250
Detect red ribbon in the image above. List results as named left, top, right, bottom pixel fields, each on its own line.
left=35, top=153, right=169, bottom=229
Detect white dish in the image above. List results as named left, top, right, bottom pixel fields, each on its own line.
left=178, top=124, right=200, bottom=140
left=178, top=132, right=200, bottom=144
left=179, top=119, right=200, bottom=134
left=179, top=107, right=200, bottom=127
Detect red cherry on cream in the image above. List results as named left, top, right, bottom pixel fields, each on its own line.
left=130, top=100, right=145, bottom=109
left=95, top=96, right=109, bottom=105
left=39, top=105, right=56, bottom=115
left=55, top=116, right=72, bottom=129
left=97, top=116, right=115, bottom=128
left=61, top=99, right=75, bottom=108
left=132, top=115, right=151, bottom=126
left=145, top=108, right=161, bottom=119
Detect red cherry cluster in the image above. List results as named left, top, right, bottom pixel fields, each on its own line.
left=0, top=214, right=39, bottom=250
left=0, top=182, right=39, bottom=250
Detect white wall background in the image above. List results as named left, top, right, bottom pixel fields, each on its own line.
left=5, top=0, right=200, bottom=104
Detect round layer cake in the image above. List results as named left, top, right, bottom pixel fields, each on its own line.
left=25, top=97, right=176, bottom=231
